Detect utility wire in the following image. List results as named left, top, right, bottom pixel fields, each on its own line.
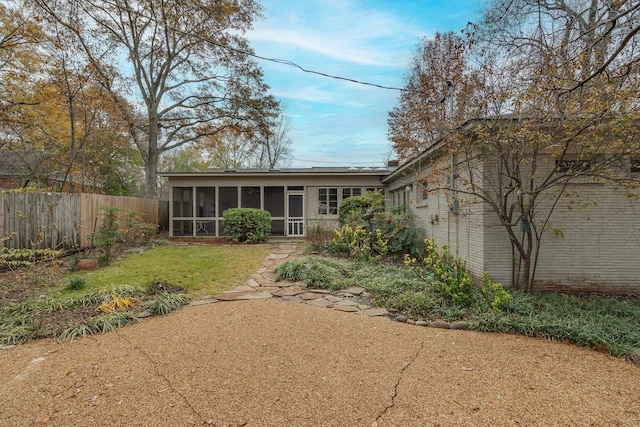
left=92, top=0, right=412, bottom=93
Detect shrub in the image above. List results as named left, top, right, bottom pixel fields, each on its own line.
left=89, top=207, right=157, bottom=266
left=338, top=191, right=385, bottom=225
left=405, top=238, right=475, bottom=306
left=66, top=277, right=86, bottom=291
left=305, top=219, right=335, bottom=252
left=333, top=191, right=423, bottom=258
left=223, top=208, right=271, bottom=243
left=329, top=224, right=388, bottom=261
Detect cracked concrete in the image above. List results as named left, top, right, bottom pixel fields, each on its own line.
left=374, top=341, right=425, bottom=426
left=0, top=246, right=639, bottom=426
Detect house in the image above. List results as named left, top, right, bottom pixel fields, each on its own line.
left=160, top=117, right=640, bottom=294
left=383, top=117, right=640, bottom=294
left=159, top=167, right=388, bottom=238
left=0, top=151, right=43, bottom=190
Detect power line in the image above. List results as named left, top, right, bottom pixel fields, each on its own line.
left=91, top=0, right=410, bottom=93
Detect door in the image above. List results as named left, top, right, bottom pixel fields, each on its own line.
left=287, top=193, right=305, bottom=236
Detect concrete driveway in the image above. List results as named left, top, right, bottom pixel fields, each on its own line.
left=1, top=298, right=638, bottom=426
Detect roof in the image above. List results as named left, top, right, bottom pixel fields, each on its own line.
left=159, top=166, right=395, bottom=177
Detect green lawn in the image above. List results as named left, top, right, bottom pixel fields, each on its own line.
left=58, top=244, right=270, bottom=297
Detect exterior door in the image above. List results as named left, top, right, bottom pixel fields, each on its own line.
left=287, top=193, right=305, bottom=236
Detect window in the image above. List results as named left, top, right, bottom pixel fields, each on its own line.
left=555, top=158, right=591, bottom=173
left=342, top=187, right=362, bottom=199
left=366, top=187, right=384, bottom=194
left=318, top=187, right=338, bottom=214
left=418, top=181, right=428, bottom=201
left=264, top=187, right=285, bottom=217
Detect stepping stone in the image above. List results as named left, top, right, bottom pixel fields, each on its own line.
left=246, top=279, right=260, bottom=288
left=324, top=295, right=343, bottom=302
left=253, top=287, right=280, bottom=293
left=227, top=285, right=256, bottom=293
left=272, top=287, right=305, bottom=297
left=341, top=286, right=366, bottom=295
left=267, top=253, right=290, bottom=259
left=281, top=296, right=303, bottom=303
left=188, top=298, right=218, bottom=307
left=360, top=308, right=389, bottom=317
left=306, top=298, right=334, bottom=308
left=299, top=292, right=325, bottom=300
left=234, top=292, right=273, bottom=300
left=335, top=299, right=360, bottom=307
left=333, top=305, right=360, bottom=313
left=253, top=276, right=277, bottom=287
left=213, top=292, right=246, bottom=301
left=262, top=272, right=278, bottom=281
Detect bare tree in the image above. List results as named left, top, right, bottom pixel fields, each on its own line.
left=249, top=113, right=293, bottom=169
left=33, top=0, right=278, bottom=197
left=390, top=1, right=640, bottom=290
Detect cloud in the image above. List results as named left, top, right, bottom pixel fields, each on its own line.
left=249, top=0, right=422, bottom=68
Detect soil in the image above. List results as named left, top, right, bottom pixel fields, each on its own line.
left=0, top=258, right=103, bottom=339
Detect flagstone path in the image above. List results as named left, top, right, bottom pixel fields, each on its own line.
left=203, top=242, right=394, bottom=318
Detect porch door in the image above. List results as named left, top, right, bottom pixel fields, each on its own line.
left=287, top=193, right=305, bottom=236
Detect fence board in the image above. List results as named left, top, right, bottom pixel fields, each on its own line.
left=0, top=192, right=158, bottom=250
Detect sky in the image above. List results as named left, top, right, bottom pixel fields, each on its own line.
left=246, top=0, right=483, bottom=167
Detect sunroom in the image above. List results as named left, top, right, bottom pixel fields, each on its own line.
left=160, top=167, right=391, bottom=238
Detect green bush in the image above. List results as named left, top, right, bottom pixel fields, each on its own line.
left=338, top=191, right=385, bottom=225
left=332, top=191, right=423, bottom=258
left=66, top=277, right=86, bottom=291
left=223, top=208, right=271, bottom=243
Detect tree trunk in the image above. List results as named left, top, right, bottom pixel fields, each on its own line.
left=146, top=116, right=159, bottom=198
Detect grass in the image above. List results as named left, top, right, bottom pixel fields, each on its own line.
left=55, top=244, right=270, bottom=298
left=1, top=243, right=270, bottom=345
left=276, top=255, right=640, bottom=362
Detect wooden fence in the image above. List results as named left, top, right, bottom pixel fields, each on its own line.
left=0, top=192, right=158, bottom=250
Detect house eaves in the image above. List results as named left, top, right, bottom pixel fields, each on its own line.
left=159, top=166, right=395, bottom=178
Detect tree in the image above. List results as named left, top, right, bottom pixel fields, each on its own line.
left=249, top=113, right=293, bottom=169
left=389, top=1, right=640, bottom=290
left=387, top=32, right=484, bottom=162
left=203, top=125, right=255, bottom=169
left=0, top=2, right=42, bottom=149
left=474, top=0, right=640, bottom=91
left=33, top=0, right=278, bottom=197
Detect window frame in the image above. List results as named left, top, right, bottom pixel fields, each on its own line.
left=318, top=187, right=338, bottom=215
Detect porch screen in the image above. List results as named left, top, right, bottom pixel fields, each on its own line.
left=173, top=187, right=192, bottom=217
left=219, top=187, right=238, bottom=215
left=196, top=187, right=215, bottom=217
left=264, top=187, right=284, bottom=216
left=241, top=186, right=260, bottom=209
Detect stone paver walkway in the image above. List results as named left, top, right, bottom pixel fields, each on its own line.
left=204, top=242, right=392, bottom=318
